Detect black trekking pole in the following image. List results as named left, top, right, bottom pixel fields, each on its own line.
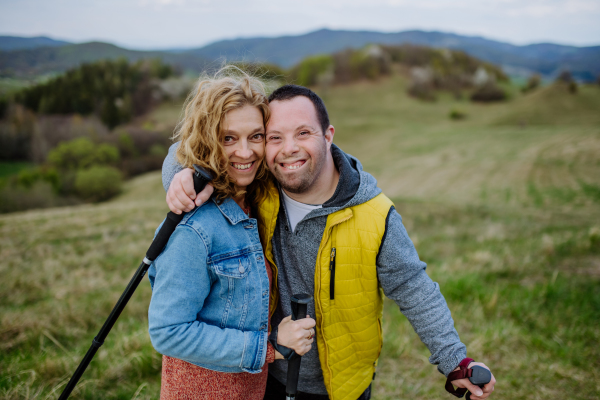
left=465, top=365, right=492, bottom=400
left=285, top=293, right=313, bottom=400
left=58, top=165, right=212, bottom=400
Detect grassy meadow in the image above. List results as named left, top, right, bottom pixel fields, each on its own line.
left=1, top=76, right=599, bottom=399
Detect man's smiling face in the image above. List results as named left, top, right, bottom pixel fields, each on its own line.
left=265, top=96, right=333, bottom=194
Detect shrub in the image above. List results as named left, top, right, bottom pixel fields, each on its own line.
left=0, top=180, right=80, bottom=214
left=556, top=70, right=573, bottom=84
left=117, top=131, right=138, bottom=158
left=120, top=127, right=170, bottom=156
left=149, top=144, right=167, bottom=157
left=290, top=55, right=334, bottom=87
left=568, top=81, right=578, bottom=94
left=470, top=83, right=507, bottom=102
left=74, top=166, right=122, bottom=202
left=0, top=105, right=36, bottom=161
left=408, top=82, right=437, bottom=101
left=449, top=109, right=467, bottom=120
left=522, top=74, right=541, bottom=93
left=16, top=166, right=60, bottom=192
left=47, top=137, right=119, bottom=169
left=0, top=96, right=7, bottom=119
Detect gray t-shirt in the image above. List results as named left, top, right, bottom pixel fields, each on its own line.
left=281, top=190, right=322, bottom=232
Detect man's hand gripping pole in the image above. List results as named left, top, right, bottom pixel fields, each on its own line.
left=285, top=294, right=313, bottom=400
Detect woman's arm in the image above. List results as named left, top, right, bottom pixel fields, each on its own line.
left=148, top=225, right=267, bottom=373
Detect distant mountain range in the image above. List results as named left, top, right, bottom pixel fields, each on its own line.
left=188, top=29, right=600, bottom=81
left=0, top=41, right=210, bottom=78
left=1, top=29, right=599, bottom=81
left=0, top=35, right=71, bottom=51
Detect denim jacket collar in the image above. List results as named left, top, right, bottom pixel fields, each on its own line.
left=213, top=196, right=249, bottom=225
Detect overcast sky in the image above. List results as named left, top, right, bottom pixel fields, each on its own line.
left=1, top=0, right=598, bottom=49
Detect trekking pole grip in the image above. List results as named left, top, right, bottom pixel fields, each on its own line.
left=145, top=165, right=212, bottom=262
left=286, top=293, right=313, bottom=400
left=465, top=366, right=492, bottom=400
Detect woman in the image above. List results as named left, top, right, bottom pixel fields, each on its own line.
left=148, top=70, right=316, bottom=399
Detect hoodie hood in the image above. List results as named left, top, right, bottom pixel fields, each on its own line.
left=301, top=144, right=382, bottom=220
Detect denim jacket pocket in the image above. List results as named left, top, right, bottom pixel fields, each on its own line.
left=212, top=254, right=252, bottom=309
left=214, top=255, right=251, bottom=279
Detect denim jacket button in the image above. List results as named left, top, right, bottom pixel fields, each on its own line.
left=238, top=265, right=245, bottom=273
left=256, top=255, right=262, bottom=261
left=263, top=290, right=268, bottom=297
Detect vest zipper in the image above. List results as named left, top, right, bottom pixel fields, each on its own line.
left=329, top=247, right=336, bottom=300
left=316, top=211, right=351, bottom=398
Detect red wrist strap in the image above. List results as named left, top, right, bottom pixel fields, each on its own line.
left=445, top=358, right=474, bottom=398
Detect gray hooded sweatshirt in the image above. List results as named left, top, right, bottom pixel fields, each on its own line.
left=162, top=143, right=467, bottom=395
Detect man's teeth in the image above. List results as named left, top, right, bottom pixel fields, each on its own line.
left=232, top=162, right=253, bottom=170
left=283, top=162, right=303, bottom=170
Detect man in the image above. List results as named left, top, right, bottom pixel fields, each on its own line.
left=162, top=85, right=496, bottom=400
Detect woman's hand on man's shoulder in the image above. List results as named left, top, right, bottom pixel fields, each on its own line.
left=167, top=168, right=214, bottom=214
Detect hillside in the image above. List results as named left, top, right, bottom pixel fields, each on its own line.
left=0, top=42, right=209, bottom=77
left=1, top=76, right=599, bottom=399
left=0, top=35, right=70, bottom=51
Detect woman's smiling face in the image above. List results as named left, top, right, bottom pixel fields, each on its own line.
left=221, top=105, right=266, bottom=190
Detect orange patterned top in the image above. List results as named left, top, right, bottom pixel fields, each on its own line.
left=159, top=256, right=275, bottom=400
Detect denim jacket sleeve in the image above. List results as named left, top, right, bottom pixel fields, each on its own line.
left=376, top=208, right=467, bottom=377
left=148, top=224, right=267, bottom=373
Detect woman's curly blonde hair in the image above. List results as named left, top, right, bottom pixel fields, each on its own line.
left=173, top=67, right=271, bottom=206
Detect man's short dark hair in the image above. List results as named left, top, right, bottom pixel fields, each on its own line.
left=268, top=85, right=330, bottom=134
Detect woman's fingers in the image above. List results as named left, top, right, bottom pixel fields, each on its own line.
left=295, top=342, right=313, bottom=356
left=276, top=316, right=316, bottom=355
left=296, top=317, right=316, bottom=330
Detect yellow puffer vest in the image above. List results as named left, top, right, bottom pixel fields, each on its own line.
left=256, top=181, right=281, bottom=318
left=257, top=181, right=394, bottom=400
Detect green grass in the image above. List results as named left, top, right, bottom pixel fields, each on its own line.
left=1, top=76, right=599, bottom=399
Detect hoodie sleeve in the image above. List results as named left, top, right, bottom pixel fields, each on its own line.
left=162, top=142, right=184, bottom=192
left=376, top=207, right=467, bottom=376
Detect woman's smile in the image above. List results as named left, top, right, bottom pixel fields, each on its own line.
left=230, top=161, right=256, bottom=171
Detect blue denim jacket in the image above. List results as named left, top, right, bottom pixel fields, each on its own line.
left=148, top=197, right=271, bottom=373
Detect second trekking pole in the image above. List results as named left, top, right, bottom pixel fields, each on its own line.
left=285, top=293, right=313, bottom=400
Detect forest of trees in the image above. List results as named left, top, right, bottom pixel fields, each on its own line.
left=12, top=58, right=176, bottom=128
